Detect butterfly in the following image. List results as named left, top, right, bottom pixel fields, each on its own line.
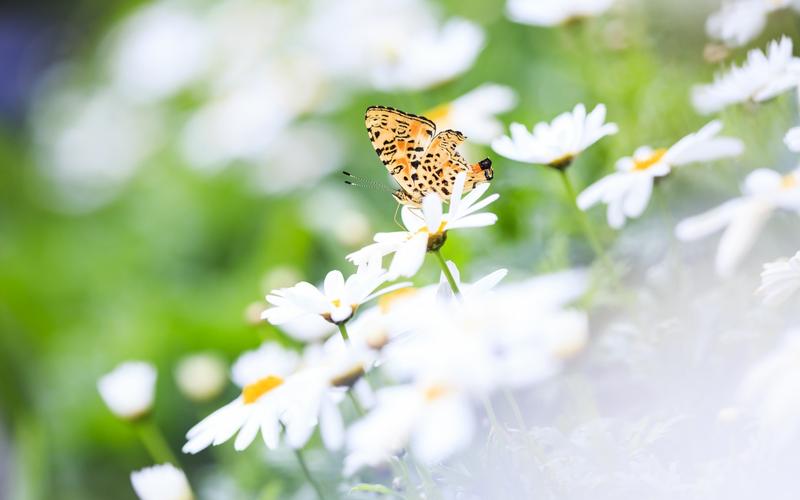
left=364, top=105, right=493, bottom=207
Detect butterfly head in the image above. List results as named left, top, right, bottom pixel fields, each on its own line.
left=470, top=158, right=494, bottom=182
left=392, top=189, right=420, bottom=207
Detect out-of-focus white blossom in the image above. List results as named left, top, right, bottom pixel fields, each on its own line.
left=676, top=168, right=800, bottom=276
left=98, top=361, right=157, bottom=420
left=130, top=463, right=193, bottom=500
left=426, top=84, right=517, bottom=145
left=347, top=172, right=499, bottom=278
left=174, top=353, right=227, bottom=402
left=578, top=121, right=744, bottom=228
left=692, top=37, right=800, bottom=114
left=784, top=126, right=800, bottom=152
left=107, top=3, right=210, bottom=102
left=305, top=0, right=484, bottom=92
left=757, top=251, right=800, bottom=306
left=32, top=85, right=162, bottom=211
left=492, top=103, right=618, bottom=168
left=705, top=0, right=792, bottom=48
left=740, top=331, right=800, bottom=443
left=506, top=0, right=615, bottom=26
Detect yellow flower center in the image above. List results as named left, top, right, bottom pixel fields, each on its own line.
left=331, top=298, right=342, bottom=308
left=549, top=153, right=575, bottom=169
left=632, top=148, right=668, bottom=171
left=242, top=375, right=284, bottom=404
left=425, top=103, right=453, bottom=125
left=423, top=385, right=450, bottom=402
left=781, top=174, right=798, bottom=190
left=378, top=287, right=417, bottom=313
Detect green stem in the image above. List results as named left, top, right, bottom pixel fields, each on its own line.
left=432, top=249, right=460, bottom=295
left=557, top=169, right=606, bottom=260
left=337, top=323, right=350, bottom=343
left=134, top=418, right=179, bottom=465
left=347, top=390, right=365, bottom=416
left=294, top=448, right=326, bottom=500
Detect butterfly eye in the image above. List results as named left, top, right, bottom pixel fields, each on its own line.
left=479, top=158, right=492, bottom=170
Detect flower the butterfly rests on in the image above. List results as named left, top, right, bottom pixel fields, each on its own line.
left=364, top=106, right=494, bottom=207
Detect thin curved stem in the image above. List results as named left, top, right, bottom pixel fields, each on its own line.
left=557, top=169, right=606, bottom=259
left=294, top=448, right=326, bottom=500
left=432, top=249, right=460, bottom=295
left=337, top=323, right=350, bottom=343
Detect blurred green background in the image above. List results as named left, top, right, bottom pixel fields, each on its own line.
left=0, top=0, right=797, bottom=498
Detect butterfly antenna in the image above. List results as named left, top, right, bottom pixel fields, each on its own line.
left=342, top=171, right=395, bottom=193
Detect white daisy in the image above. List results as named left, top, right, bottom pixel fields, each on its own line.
left=261, top=261, right=408, bottom=325
left=739, top=331, right=800, bottom=444
left=784, top=126, right=800, bottom=152
left=174, top=353, right=227, bottom=403
left=506, top=0, right=615, bottom=27
left=425, top=84, right=517, bottom=145
left=98, top=361, right=157, bottom=420
left=346, top=172, right=499, bottom=278
left=182, top=372, right=290, bottom=454
left=692, top=36, right=800, bottom=114
left=183, top=340, right=370, bottom=454
left=230, top=342, right=300, bottom=388
left=130, top=463, right=193, bottom=500
left=492, top=103, right=618, bottom=169
left=675, top=168, right=800, bottom=276
left=757, top=251, right=800, bottom=306
left=345, top=269, right=588, bottom=472
left=577, top=120, right=744, bottom=228
left=704, top=0, right=792, bottom=48
left=344, top=383, right=475, bottom=474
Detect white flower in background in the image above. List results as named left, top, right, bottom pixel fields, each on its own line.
left=675, top=168, right=800, bottom=276
left=425, top=84, right=517, bottom=145
left=506, top=0, right=614, bottom=26
left=251, top=122, right=344, bottom=195
left=492, top=103, right=618, bottom=168
left=346, top=172, right=499, bottom=278
left=107, top=3, right=210, bottom=102
left=345, top=383, right=475, bottom=474
left=740, top=331, right=800, bottom=444
left=506, top=0, right=615, bottom=26
left=174, top=353, right=227, bottom=402
left=435, top=260, right=508, bottom=301
left=369, top=19, right=484, bottom=91
left=346, top=269, right=588, bottom=472
left=784, top=126, right=800, bottom=152
left=262, top=261, right=408, bottom=325
left=705, top=0, right=789, bottom=48
left=757, top=251, right=800, bottom=306
left=305, top=0, right=484, bottom=92
left=577, top=121, right=744, bottom=228
left=230, top=343, right=300, bottom=388
left=692, top=37, right=800, bottom=114
left=31, top=85, right=162, bottom=211
left=98, top=361, right=157, bottom=420
left=130, top=463, right=193, bottom=500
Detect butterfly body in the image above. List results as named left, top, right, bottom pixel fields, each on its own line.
left=365, top=105, right=493, bottom=207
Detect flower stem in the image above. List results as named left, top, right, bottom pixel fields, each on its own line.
left=134, top=418, right=179, bottom=465
left=337, top=323, right=350, bottom=343
left=294, top=448, right=326, bottom=500
left=557, top=169, right=606, bottom=260
left=432, top=249, right=460, bottom=295
left=347, top=390, right=365, bottom=416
